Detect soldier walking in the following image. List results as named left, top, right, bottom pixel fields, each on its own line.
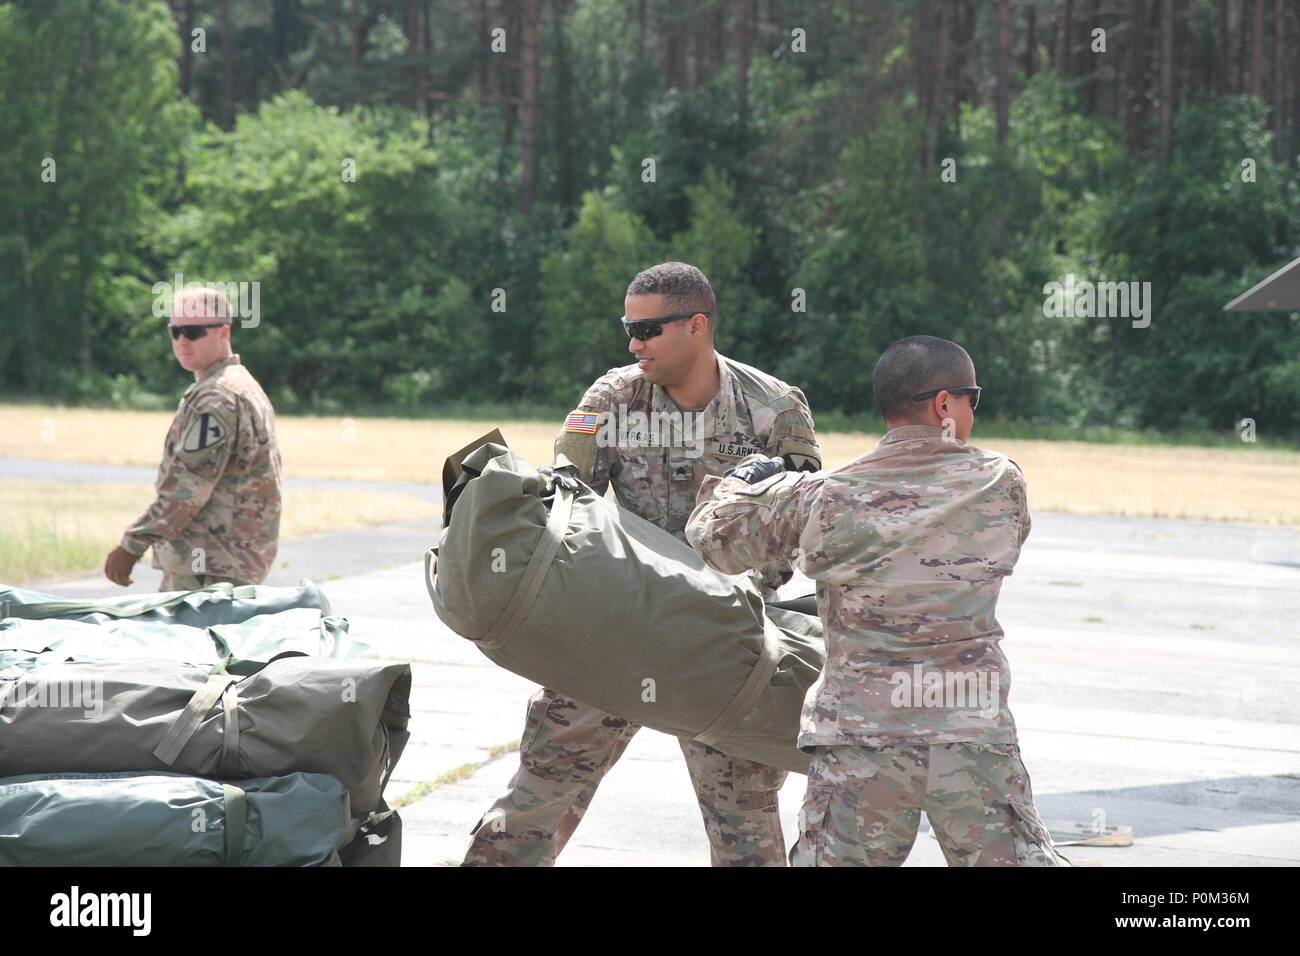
left=104, top=286, right=282, bottom=591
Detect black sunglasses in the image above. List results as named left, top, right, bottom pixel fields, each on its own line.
left=168, top=323, right=229, bottom=341
left=912, top=385, right=981, bottom=411
left=621, top=313, right=710, bottom=341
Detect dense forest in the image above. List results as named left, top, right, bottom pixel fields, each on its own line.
left=2, top=0, right=1298, bottom=435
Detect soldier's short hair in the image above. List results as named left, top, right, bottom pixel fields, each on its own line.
left=627, top=262, right=717, bottom=331
left=173, top=286, right=235, bottom=322
left=873, top=335, right=975, bottom=421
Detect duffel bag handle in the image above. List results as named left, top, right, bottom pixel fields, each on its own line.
left=153, top=674, right=236, bottom=766
left=478, top=475, right=576, bottom=651
left=153, top=654, right=308, bottom=773
left=221, top=783, right=247, bottom=866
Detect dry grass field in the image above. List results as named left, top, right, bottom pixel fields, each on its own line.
left=2, top=403, right=1297, bottom=539
left=0, top=479, right=433, bottom=584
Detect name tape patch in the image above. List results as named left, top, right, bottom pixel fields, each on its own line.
left=711, top=440, right=762, bottom=459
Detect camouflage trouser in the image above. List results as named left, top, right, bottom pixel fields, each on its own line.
left=791, top=742, right=1071, bottom=867
left=158, top=571, right=246, bottom=591
left=463, top=687, right=788, bottom=867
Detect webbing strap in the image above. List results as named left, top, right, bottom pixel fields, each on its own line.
left=692, top=622, right=782, bottom=749
left=153, top=674, right=236, bottom=765
left=478, top=481, right=575, bottom=651
left=221, top=784, right=246, bottom=867
left=218, top=681, right=241, bottom=776
left=423, top=549, right=439, bottom=603
left=3, top=583, right=236, bottom=621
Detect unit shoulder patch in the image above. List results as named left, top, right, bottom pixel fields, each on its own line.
left=180, top=411, right=230, bottom=453
left=782, top=452, right=821, bottom=473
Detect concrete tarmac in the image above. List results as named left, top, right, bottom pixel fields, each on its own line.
left=26, top=505, right=1300, bottom=867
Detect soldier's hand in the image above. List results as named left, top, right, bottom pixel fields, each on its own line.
left=723, top=455, right=786, bottom=485
left=104, top=546, right=139, bottom=587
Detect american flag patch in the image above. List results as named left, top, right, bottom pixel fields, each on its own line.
left=564, top=411, right=599, bottom=434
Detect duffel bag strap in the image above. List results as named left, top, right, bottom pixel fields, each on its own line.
left=479, top=476, right=576, bottom=650
left=218, top=681, right=241, bottom=776
left=692, top=624, right=781, bottom=749
left=423, top=548, right=438, bottom=598
left=221, top=783, right=247, bottom=866
left=153, top=674, right=237, bottom=765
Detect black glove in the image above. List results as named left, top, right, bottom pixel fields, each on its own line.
left=722, top=455, right=785, bottom=484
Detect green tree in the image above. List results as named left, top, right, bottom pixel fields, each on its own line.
left=168, top=91, right=494, bottom=406
left=1074, top=97, right=1300, bottom=433
left=0, top=0, right=193, bottom=394
left=537, top=191, right=660, bottom=403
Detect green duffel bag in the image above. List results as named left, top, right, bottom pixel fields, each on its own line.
left=0, top=579, right=336, bottom=628
left=0, top=655, right=411, bottom=816
left=428, top=436, right=824, bottom=774
left=0, top=580, right=359, bottom=669
left=0, top=770, right=352, bottom=866
left=0, top=608, right=359, bottom=671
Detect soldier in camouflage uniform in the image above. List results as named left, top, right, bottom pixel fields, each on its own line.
left=105, top=287, right=282, bottom=592
left=686, top=335, right=1069, bottom=867
left=463, top=262, right=821, bottom=867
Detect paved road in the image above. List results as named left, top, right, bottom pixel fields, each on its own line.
left=0, top=456, right=441, bottom=502
left=15, top=455, right=1300, bottom=866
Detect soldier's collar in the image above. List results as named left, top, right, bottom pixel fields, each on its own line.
left=195, top=353, right=241, bottom=383
left=878, top=423, right=958, bottom=445
left=712, top=353, right=739, bottom=432
left=649, top=353, right=737, bottom=436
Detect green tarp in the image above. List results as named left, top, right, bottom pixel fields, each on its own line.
left=0, top=771, right=352, bottom=867
left=428, top=438, right=825, bottom=774
left=1, top=579, right=336, bottom=625
left=0, top=580, right=361, bottom=669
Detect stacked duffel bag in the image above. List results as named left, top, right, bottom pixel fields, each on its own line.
left=0, top=580, right=410, bottom=866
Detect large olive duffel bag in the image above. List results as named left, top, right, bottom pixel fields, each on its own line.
left=0, top=655, right=410, bottom=815
left=427, top=436, right=824, bottom=774
left=0, top=770, right=353, bottom=867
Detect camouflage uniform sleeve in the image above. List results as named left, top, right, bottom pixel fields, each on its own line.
left=553, top=379, right=617, bottom=495
left=686, top=471, right=821, bottom=576
left=769, top=386, right=821, bottom=473
left=1008, top=458, right=1031, bottom=547
left=120, top=393, right=237, bottom=556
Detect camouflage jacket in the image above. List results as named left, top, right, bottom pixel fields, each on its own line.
left=554, top=352, right=821, bottom=594
left=686, top=424, right=1028, bottom=748
left=121, top=354, right=283, bottom=584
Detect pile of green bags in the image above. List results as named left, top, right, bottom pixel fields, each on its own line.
left=0, top=581, right=410, bottom=866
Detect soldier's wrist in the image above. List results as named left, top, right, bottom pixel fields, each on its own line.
left=119, top=536, right=147, bottom=558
